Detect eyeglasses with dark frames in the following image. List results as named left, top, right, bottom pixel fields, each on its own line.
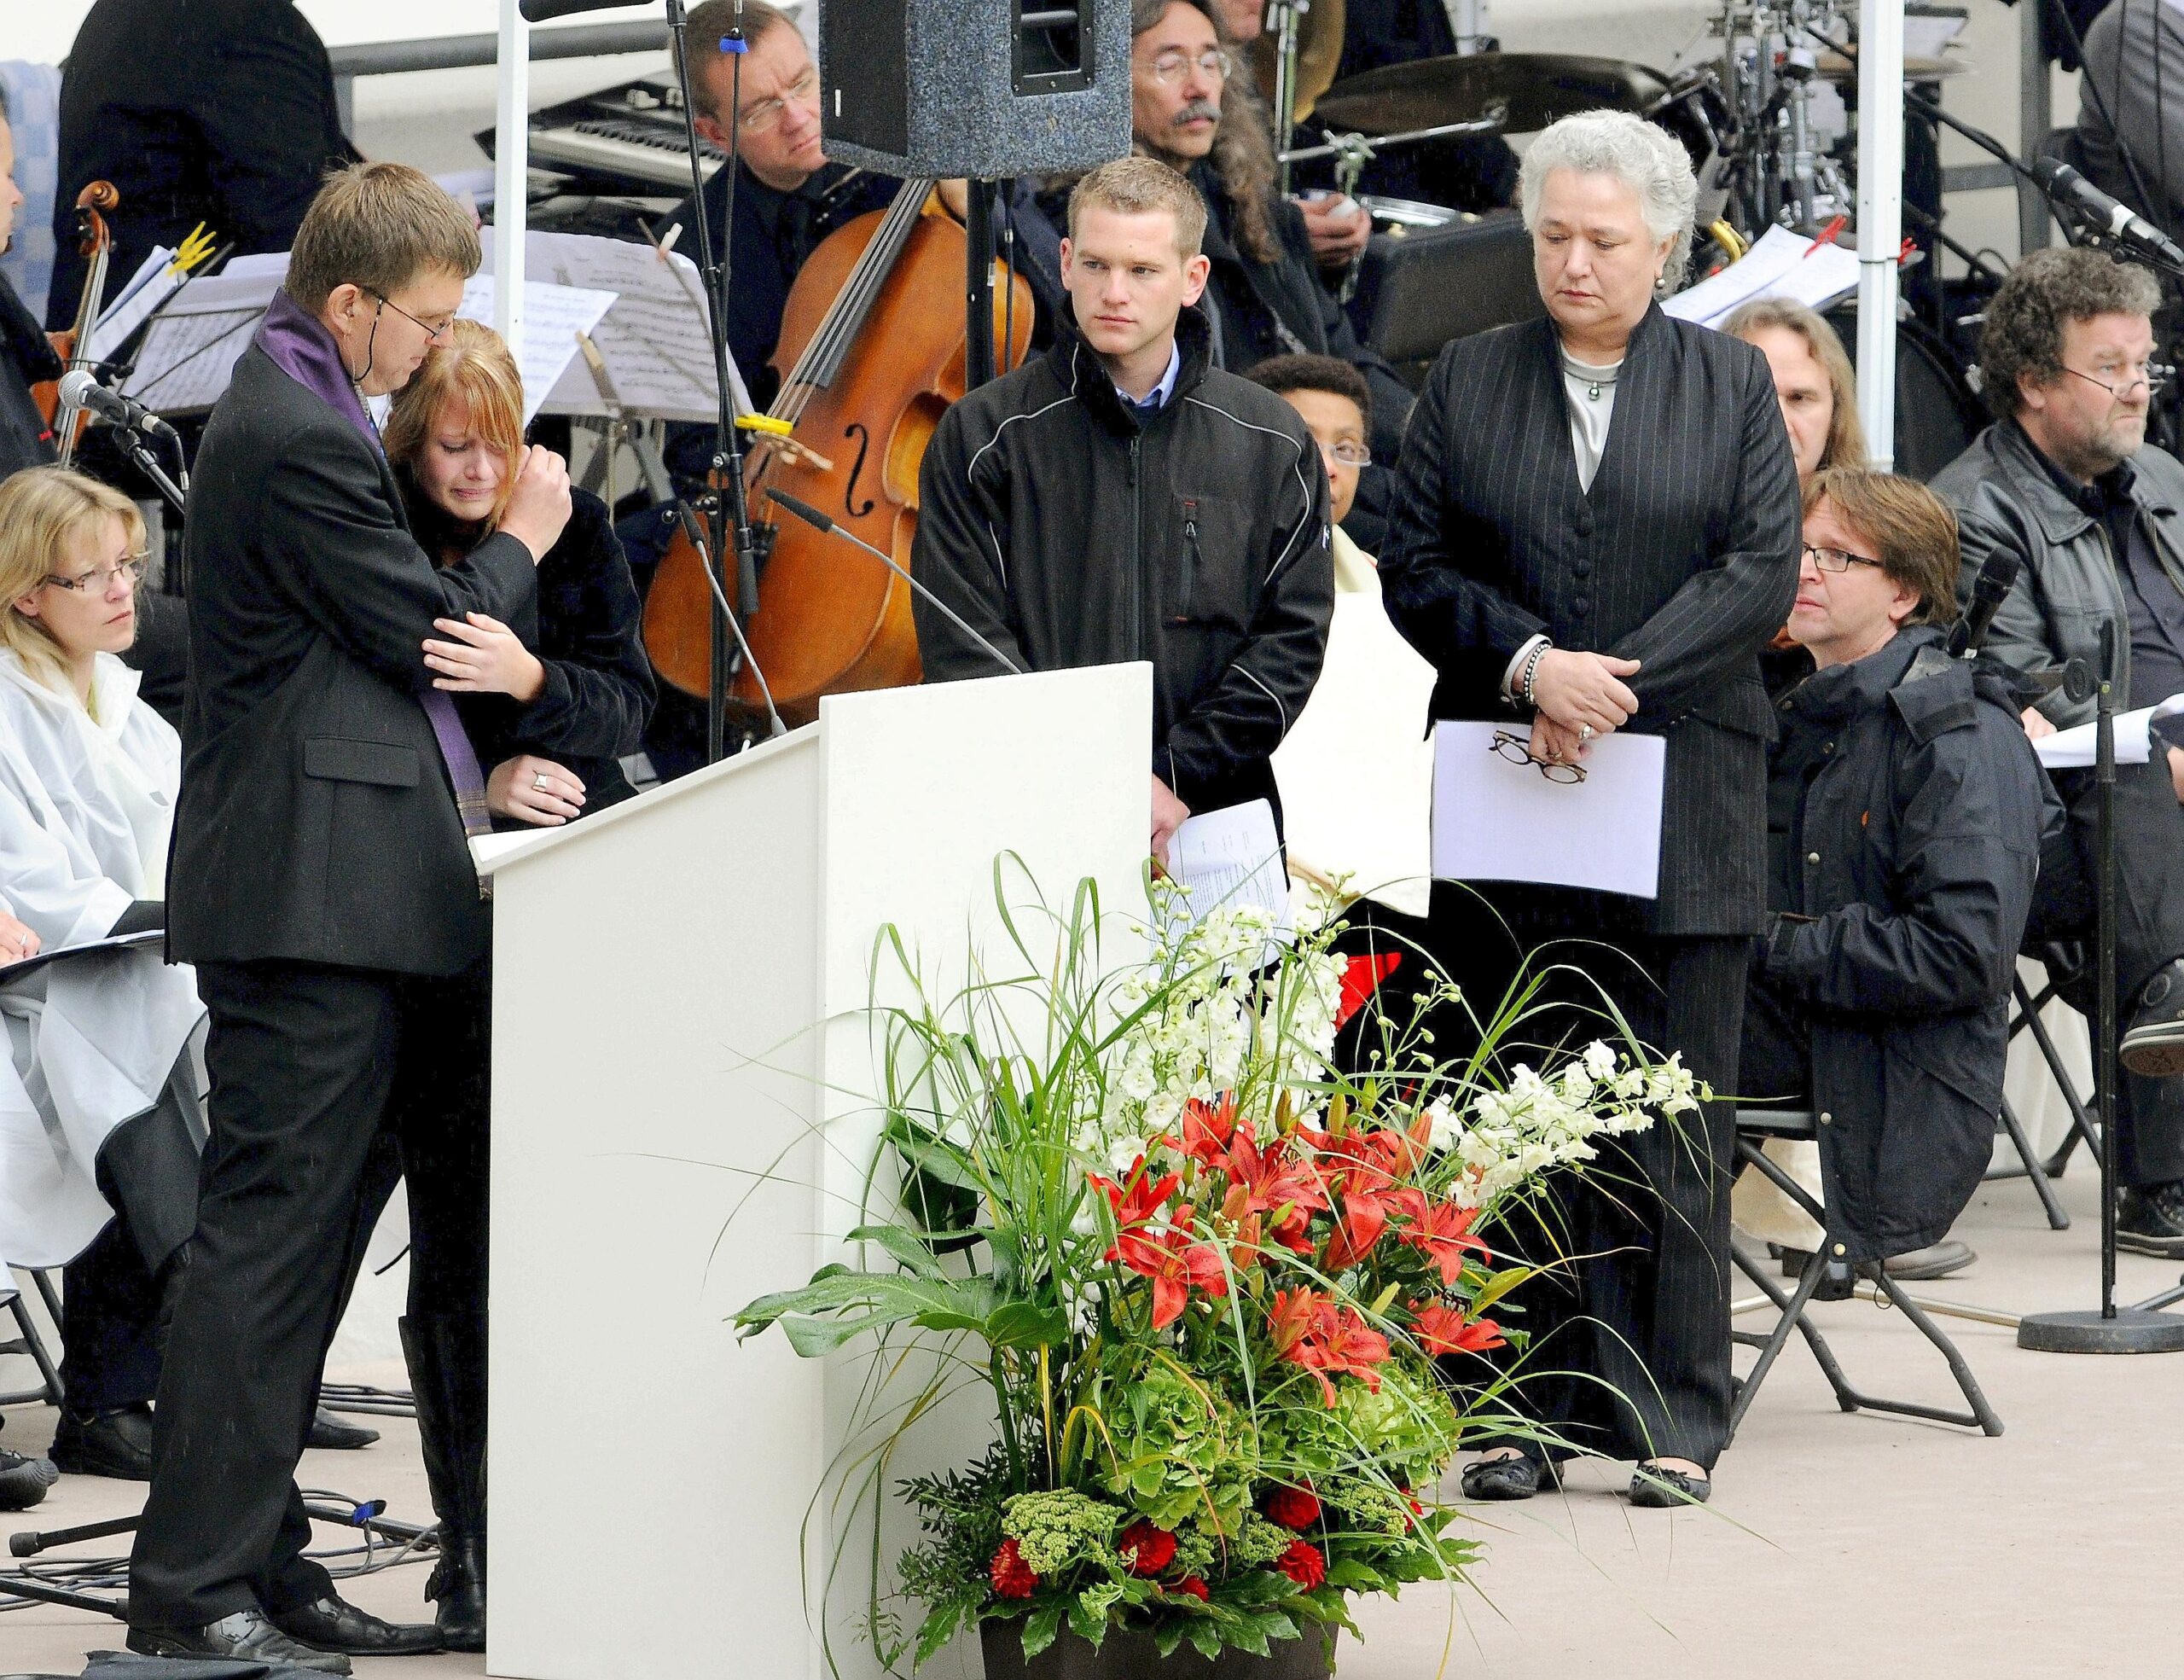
left=1802, top=542, right=1885, bottom=574
left=1490, top=728, right=1587, bottom=784
left=43, top=554, right=149, bottom=594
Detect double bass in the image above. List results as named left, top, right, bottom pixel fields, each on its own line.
left=642, top=181, right=1035, bottom=729
left=33, top=180, right=122, bottom=466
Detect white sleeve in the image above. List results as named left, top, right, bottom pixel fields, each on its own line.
left=0, top=764, right=133, bottom=949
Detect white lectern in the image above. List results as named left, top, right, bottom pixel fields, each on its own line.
left=481, top=666, right=1150, bottom=1680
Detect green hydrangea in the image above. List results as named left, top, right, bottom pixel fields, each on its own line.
left=1001, top=1489, right=1124, bottom=1576
left=1099, top=1364, right=1257, bottom=1532
left=1231, top=1513, right=1296, bottom=1569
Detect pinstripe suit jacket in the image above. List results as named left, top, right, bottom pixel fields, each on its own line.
left=1380, top=305, right=1801, bottom=935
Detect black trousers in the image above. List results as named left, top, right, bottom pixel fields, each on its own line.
left=128, top=960, right=484, bottom=1631
left=2030, top=757, right=2184, bottom=1185
left=1426, top=884, right=1746, bottom=1471
left=59, top=1058, right=205, bottom=1414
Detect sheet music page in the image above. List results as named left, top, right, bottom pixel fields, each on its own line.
left=1161, top=799, right=1292, bottom=936
left=1431, top=722, right=1666, bottom=899
left=456, top=273, right=619, bottom=424
left=86, top=247, right=179, bottom=363
left=2035, top=695, right=2184, bottom=770
left=513, top=230, right=752, bottom=421
left=1664, top=224, right=1858, bottom=330
left=125, top=307, right=265, bottom=412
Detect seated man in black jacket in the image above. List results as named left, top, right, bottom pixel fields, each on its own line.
left=913, top=156, right=1332, bottom=862
left=1745, top=468, right=2049, bottom=1280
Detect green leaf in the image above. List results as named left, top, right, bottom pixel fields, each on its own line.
left=1469, top=1264, right=1535, bottom=1316
left=913, top=1602, right=963, bottom=1669
left=1066, top=1590, right=1106, bottom=1647
left=1154, top=1622, right=1185, bottom=1659
left=1183, top=1618, right=1223, bottom=1660
left=1228, top=1610, right=1273, bottom=1658
left=845, top=1223, right=951, bottom=1280
left=885, top=1119, right=983, bottom=1192
left=985, top=1299, right=1071, bottom=1350
left=1020, top=1602, right=1064, bottom=1659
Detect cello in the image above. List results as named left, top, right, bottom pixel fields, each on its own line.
left=641, top=179, right=1035, bottom=729
left=33, top=180, right=122, bottom=466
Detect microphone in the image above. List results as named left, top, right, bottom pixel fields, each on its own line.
left=672, top=503, right=789, bottom=740
left=764, top=490, right=1028, bottom=677
left=517, top=0, right=653, bottom=21
left=58, top=369, right=177, bottom=439
left=2031, top=159, right=2184, bottom=271
left=1949, top=550, right=2021, bottom=659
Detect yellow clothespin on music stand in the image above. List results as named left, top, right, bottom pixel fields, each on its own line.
left=167, top=223, right=220, bottom=276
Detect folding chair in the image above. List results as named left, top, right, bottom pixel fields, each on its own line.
left=0, top=1267, right=64, bottom=1409
left=1985, top=947, right=2103, bottom=1229
left=1728, top=1107, right=2002, bottom=1444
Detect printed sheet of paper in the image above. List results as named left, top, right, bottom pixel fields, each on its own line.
left=86, top=247, right=181, bottom=363
left=1431, top=721, right=1666, bottom=899
left=456, top=273, right=618, bottom=424
left=2035, top=694, right=2184, bottom=770
left=121, top=263, right=284, bottom=411
left=1163, top=799, right=1292, bottom=933
left=1664, top=224, right=1861, bottom=331
left=1272, top=591, right=1437, bottom=917
left=488, top=227, right=752, bottom=421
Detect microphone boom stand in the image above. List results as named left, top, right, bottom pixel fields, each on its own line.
left=2019, top=623, right=2184, bottom=1353
left=665, top=0, right=767, bottom=762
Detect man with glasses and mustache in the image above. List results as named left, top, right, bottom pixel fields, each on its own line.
left=1934, top=245, right=2184, bottom=1256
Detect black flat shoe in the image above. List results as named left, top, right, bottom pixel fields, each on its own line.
left=128, top=1608, right=354, bottom=1674
left=0, top=1447, right=55, bottom=1512
left=2117, top=1180, right=2184, bottom=1258
left=307, top=1408, right=380, bottom=1451
left=2122, top=962, right=2184, bottom=1077
left=270, top=1592, right=441, bottom=1656
left=51, top=1402, right=156, bottom=1479
left=1460, top=1454, right=1555, bottom=1502
left=1629, top=1463, right=1711, bottom=1508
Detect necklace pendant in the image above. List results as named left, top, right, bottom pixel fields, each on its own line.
left=1587, top=380, right=1602, bottom=400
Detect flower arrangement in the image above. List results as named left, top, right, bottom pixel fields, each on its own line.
left=736, top=876, right=1701, bottom=1672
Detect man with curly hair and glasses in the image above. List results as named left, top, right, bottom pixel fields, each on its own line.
left=1932, top=243, right=2184, bottom=1255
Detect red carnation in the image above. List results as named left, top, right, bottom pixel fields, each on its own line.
left=1263, top=1485, right=1321, bottom=1531
left=989, top=1538, right=1039, bottom=1600
left=1171, top=1576, right=1211, bottom=1602
left=1118, top=1520, right=1178, bottom=1577
left=1275, top=1538, right=1327, bottom=1590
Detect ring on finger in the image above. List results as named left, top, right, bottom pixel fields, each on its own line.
left=531, top=771, right=551, bottom=793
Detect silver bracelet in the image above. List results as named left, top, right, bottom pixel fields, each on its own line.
left=1519, top=643, right=1548, bottom=710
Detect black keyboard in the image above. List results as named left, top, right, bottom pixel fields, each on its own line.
left=485, top=73, right=728, bottom=194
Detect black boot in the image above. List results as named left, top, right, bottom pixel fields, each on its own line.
left=400, top=1313, right=487, bottom=1653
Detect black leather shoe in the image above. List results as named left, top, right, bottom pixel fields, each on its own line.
left=1459, top=1453, right=1556, bottom=1502
left=51, top=1402, right=155, bottom=1479
left=1629, top=1463, right=1711, bottom=1508
left=430, top=1538, right=486, bottom=1653
left=0, top=1447, right=55, bottom=1512
left=271, top=1593, right=442, bottom=1656
left=2123, top=962, right=2184, bottom=1077
left=307, top=1408, right=380, bottom=1451
left=2117, top=1178, right=2184, bottom=1258
left=127, top=1608, right=354, bottom=1674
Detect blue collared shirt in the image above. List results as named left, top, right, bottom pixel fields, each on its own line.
left=1117, top=340, right=1182, bottom=418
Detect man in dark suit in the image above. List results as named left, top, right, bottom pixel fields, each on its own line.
left=126, top=163, right=572, bottom=1671
left=47, top=0, right=356, bottom=330
left=1380, top=113, right=1799, bottom=1506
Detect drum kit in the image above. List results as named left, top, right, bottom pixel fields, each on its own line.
left=1269, top=0, right=1989, bottom=466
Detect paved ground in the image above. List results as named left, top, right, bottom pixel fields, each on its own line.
left=4, top=1166, right=2181, bottom=1678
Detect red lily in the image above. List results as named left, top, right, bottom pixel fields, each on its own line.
left=1402, top=1200, right=1491, bottom=1287
left=1265, top=1287, right=1324, bottom=1358
left=1171, top=1095, right=1242, bottom=1168
left=1334, top=950, right=1403, bottom=1031
left=1086, top=1156, right=1180, bottom=1259
left=1271, top=1288, right=1391, bottom=1405
left=1115, top=1206, right=1232, bottom=1328
left=1226, top=1126, right=1330, bottom=1229
left=1409, top=1300, right=1507, bottom=1357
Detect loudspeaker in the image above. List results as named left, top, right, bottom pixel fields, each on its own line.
left=819, top=0, right=1132, bottom=179
left=1349, top=208, right=1542, bottom=391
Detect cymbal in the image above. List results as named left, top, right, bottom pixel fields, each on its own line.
left=1314, top=51, right=1672, bottom=138
left=1815, top=49, right=1966, bottom=81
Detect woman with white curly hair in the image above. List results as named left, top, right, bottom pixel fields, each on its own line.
left=1378, top=109, right=1803, bottom=1506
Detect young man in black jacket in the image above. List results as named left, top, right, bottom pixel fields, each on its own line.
left=913, top=156, right=1332, bottom=863
left=1746, top=468, right=2050, bottom=1276
left=129, top=163, right=571, bottom=1671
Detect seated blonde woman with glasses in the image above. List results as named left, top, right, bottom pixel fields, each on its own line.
left=0, top=467, right=210, bottom=1497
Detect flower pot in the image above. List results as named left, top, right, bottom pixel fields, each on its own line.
left=980, top=1621, right=1336, bottom=1680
